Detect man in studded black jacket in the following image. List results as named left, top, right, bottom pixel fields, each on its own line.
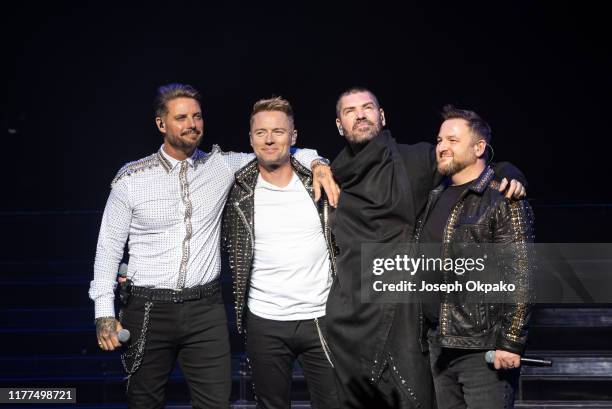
left=415, top=105, right=534, bottom=409
left=223, top=97, right=340, bottom=409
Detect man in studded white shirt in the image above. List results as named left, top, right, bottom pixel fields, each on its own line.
left=88, top=84, right=339, bottom=409
left=223, top=97, right=339, bottom=409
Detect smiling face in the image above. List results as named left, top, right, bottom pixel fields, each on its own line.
left=436, top=118, right=485, bottom=176
left=336, top=91, right=386, bottom=144
left=156, top=97, right=204, bottom=157
left=250, top=110, right=296, bottom=170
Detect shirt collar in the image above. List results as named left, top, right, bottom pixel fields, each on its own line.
left=158, top=145, right=199, bottom=173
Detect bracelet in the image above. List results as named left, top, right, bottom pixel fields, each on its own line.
left=312, top=158, right=331, bottom=168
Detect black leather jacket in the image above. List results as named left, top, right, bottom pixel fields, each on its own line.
left=415, top=166, right=535, bottom=354
left=222, top=157, right=337, bottom=333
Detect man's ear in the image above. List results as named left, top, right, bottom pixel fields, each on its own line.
left=475, top=139, right=487, bottom=158
left=291, top=129, right=297, bottom=146
left=380, top=108, right=386, bottom=127
left=335, top=119, right=344, bottom=136
left=155, top=117, right=166, bottom=134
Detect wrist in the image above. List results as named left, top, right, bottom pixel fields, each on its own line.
left=311, top=158, right=330, bottom=169
left=94, top=316, right=116, bottom=325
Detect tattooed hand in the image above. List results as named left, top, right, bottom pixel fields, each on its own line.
left=95, top=316, right=124, bottom=351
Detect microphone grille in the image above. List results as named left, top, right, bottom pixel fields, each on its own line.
left=118, top=328, right=131, bottom=343
left=118, top=263, right=128, bottom=276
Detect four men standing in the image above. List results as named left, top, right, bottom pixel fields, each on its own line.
left=90, top=83, right=532, bottom=409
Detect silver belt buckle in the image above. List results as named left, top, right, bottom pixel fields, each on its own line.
left=171, top=289, right=183, bottom=303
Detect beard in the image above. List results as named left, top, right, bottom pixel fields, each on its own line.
left=438, top=158, right=468, bottom=176
left=167, top=129, right=202, bottom=151
left=342, top=119, right=383, bottom=145
left=437, top=150, right=478, bottom=176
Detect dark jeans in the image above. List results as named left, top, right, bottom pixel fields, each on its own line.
left=245, top=310, right=340, bottom=409
left=429, top=344, right=519, bottom=409
left=120, top=291, right=231, bottom=409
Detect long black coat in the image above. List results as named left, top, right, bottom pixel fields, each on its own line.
left=326, top=130, right=439, bottom=409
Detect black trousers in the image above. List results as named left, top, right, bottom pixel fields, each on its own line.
left=245, top=310, right=340, bottom=409
left=429, top=345, right=519, bottom=409
left=120, top=291, right=231, bottom=409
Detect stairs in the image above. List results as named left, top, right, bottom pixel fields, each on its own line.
left=517, top=306, right=612, bottom=407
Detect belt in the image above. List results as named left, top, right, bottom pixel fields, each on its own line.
left=130, top=280, right=220, bottom=303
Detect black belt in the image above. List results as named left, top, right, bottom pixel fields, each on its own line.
left=130, top=280, right=220, bottom=303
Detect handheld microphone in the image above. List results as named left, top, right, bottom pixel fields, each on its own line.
left=118, top=329, right=131, bottom=343
left=118, top=263, right=128, bottom=277
left=116, top=263, right=131, bottom=344
left=485, top=350, right=552, bottom=367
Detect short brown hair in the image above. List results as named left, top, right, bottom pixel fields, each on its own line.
left=249, top=96, right=294, bottom=126
left=336, top=87, right=380, bottom=117
left=154, top=83, right=202, bottom=117
left=441, top=104, right=491, bottom=144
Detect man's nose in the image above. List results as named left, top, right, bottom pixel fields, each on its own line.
left=265, top=133, right=274, bottom=144
left=187, top=117, right=197, bottom=128
left=437, top=141, right=448, bottom=153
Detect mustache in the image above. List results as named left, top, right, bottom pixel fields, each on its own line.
left=181, top=129, right=201, bottom=136
left=353, top=119, right=374, bottom=130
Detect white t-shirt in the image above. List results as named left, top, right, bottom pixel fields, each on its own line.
left=247, top=172, right=332, bottom=321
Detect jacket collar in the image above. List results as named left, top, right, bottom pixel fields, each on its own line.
left=234, top=155, right=313, bottom=193
left=433, top=165, right=496, bottom=196
left=234, top=158, right=259, bottom=191
left=466, top=165, right=496, bottom=194
left=426, top=165, right=496, bottom=217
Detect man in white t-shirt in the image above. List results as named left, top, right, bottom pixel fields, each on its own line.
left=223, top=97, right=340, bottom=409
